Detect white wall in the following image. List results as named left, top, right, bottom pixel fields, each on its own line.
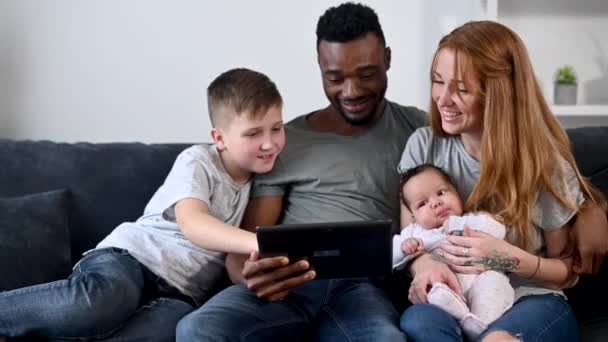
left=497, top=0, right=608, bottom=128
left=0, top=1, right=488, bottom=142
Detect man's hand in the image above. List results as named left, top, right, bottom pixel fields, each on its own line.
left=408, top=254, right=463, bottom=304
left=241, top=251, right=316, bottom=301
left=571, top=202, right=608, bottom=274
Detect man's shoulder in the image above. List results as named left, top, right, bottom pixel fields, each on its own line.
left=386, top=100, right=427, bottom=128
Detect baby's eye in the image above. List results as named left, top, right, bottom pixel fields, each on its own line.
left=417, top=201, right=427, bottom=208
left=438, top=190, right=446, bottom=196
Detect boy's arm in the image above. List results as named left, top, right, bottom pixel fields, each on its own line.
left=225, top=195, right=284, bottom=284
left=226, top=195, right=315, bottom=301
left=175, top=198, right=257, bottom=254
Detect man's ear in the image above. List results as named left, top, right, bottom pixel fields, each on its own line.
left=384, top=46, right=392, bottom=71
left=211, top=128, right=226, bottom=151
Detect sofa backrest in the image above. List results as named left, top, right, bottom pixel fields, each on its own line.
left=567, top=127, right=608, bottom=196
left=0, top=126, right=606, bottom=264
left=0, top=140, right=191, bottom=262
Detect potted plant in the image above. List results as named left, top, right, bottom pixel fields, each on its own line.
left=554, top=65, right=578, bottom=105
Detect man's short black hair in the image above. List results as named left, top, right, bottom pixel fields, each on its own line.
left=316, top=2, right=386, bottom=48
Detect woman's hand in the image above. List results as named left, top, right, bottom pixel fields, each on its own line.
left=408, top=254, right=464, bottom=304
left=438, top=225, right=521, bottom=274
left=241, top=251, right=316, bottom=301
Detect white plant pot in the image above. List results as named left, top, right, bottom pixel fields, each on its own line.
left=554, top=83, right=577, bottom=105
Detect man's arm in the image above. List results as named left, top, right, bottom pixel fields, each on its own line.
left=226, top=195, right=284, bottom=284
left=571, top=201, right=608, bottom=274
left=226, top=195, right=315, bottom=301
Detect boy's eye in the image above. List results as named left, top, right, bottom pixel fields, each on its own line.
left=243, top=131, right=259, bottom=137
left=272, top=125, right=283, bottom=132
left=438, top=190, right=446, bottom=196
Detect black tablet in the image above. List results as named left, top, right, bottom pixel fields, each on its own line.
left=256, top=220, right=392, bottom=279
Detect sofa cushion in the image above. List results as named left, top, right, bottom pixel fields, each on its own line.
left=0, top=140, right=192, bottom=262
left=0, top=189, right=72, bottom=291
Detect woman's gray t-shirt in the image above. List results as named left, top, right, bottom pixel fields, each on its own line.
left=398, top=127, right=584, bottom=300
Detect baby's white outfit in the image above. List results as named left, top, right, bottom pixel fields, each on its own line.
left=393, top=213, right=515, bottom=340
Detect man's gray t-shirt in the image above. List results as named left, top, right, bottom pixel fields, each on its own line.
left=398, top=127, right=584, bottom=300
left=97, top=144, right=250, bottom=304
left=252, top=101, right=426, bottom=230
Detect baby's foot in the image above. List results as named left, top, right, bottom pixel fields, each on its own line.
left=428, top=283, right=469, bottom=321
left=462, top=313, right=488, bottom=340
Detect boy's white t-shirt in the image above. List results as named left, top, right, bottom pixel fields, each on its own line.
left=97, top=144, right=251, bottom=304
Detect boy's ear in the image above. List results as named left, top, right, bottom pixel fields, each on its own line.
left=211, top=128, right=226, bottom=151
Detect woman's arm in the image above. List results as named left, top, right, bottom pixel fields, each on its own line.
left=440, top=225, right=577, bottom=289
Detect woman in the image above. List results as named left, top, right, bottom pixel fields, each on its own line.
left=398, top=21, right=606, bottom=341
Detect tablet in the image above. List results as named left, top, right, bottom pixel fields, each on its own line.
left=256, top=220, right=392, bottom=279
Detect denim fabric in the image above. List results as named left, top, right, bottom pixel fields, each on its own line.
left=400, top=294, right=578, bottom=342
left=176, top=279, right=405, bottom=342
left=0, top=248, right=194, bottom=341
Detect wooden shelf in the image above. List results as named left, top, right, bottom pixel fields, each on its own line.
left=551, top=105, right=608, bottom=116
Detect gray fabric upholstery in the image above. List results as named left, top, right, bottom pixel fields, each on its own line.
left=0, top=140, right=191, bottom=262
left=0, top=126, right=606, bottom=339
left=0, top=189, right=72, bottom=291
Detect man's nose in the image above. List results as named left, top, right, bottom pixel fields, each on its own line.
left=342, top=78, right=361, bottom=98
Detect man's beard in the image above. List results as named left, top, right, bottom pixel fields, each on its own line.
left=335, top=80, right=388, bottom=126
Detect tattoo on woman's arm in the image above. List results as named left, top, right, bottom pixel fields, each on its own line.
left=475, top=250, right=520, bottom=272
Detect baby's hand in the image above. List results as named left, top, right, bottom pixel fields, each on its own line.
left=402, top=238, right=424, bottom=255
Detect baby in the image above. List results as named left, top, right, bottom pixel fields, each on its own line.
left=393, top=164, right=514, bottom=339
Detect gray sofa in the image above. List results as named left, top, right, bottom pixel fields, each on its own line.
left=1, top=127, right=607, bottom=341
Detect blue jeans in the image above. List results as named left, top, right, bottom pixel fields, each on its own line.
left=0, top=247, right=194, bottom=341
left=400, top=293, right=578, bottom=341
left=177, top=278, right=405, bottom=342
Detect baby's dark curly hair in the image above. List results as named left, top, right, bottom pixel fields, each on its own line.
left=316, top=2, right=385, bottom=48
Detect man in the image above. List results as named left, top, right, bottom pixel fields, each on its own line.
left=176, top=3, right=426, bottom=341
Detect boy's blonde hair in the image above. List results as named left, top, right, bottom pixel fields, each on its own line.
left=207, top=68, right=282, bottom=128
left=429, top=21, right=605, bottom=251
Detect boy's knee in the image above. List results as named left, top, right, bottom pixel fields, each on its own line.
left=482, top=330, right=521, bottom=342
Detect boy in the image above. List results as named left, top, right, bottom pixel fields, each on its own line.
left=0, top=68, right=285, bottom=341
left=393, top=164, right=513, bottom=340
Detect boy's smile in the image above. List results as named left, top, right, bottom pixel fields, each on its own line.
left=213, top=104, right=285, bottom=184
